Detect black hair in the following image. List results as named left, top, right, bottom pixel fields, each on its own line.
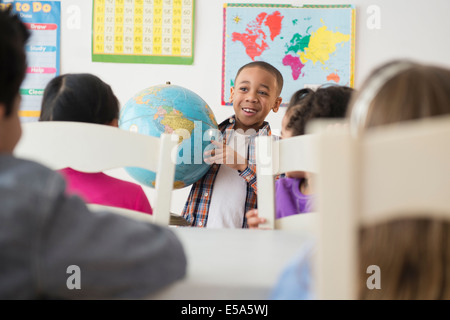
left=235, top=61, right=284, bottom=96
left=0, top=5, right=30, bottom=116
left=286, top=85, right=354, bottom=136
left=39, top=73, right=119, bottom=124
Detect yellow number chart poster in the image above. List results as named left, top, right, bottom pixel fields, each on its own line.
left=92, top=0, right=194, bottom=64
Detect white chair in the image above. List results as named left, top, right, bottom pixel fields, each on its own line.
left=88, top=203, right=154, bottom=223
left=255, top=134, right=319, bottom=231
left=314, top=115, right=450, bottom=299
left=14, top=121, right=178, bottom=226
left=88, top=204, right=190, bottom=227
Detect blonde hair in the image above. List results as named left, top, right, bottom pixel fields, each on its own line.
left=349, top=61, right=450, bottom=300
left=349, top=60, right=450, bottom=132
left=359, top=217, right=450, bottom=299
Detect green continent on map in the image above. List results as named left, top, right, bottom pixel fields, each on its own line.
left=285, top=33, right=311, bottom=54
left=232, top=11, right=284, bottom=61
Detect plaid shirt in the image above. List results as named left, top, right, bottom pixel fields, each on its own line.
left=182, top=115, right=275, bottom=228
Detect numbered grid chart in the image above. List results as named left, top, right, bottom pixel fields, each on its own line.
left=92, top=0, right=194, bottom=64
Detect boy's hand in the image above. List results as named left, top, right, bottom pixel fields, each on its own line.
left=204, top=140, right=247, bottom=172
left=245, top=209, right=267, bottom=229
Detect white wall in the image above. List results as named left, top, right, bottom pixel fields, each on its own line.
left=59, top=0, right=450, bottom=214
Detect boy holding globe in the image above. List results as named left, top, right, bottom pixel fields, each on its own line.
left=182, top=61, right=283, bottom=228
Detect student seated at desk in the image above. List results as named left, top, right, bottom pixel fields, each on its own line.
left=246, top=85, right=353, bottom=228
left=271, top=60, right=450, bottom=300
left=39, top=73, right=153, bottom=215
left=0, top=7, right=186, bottom=299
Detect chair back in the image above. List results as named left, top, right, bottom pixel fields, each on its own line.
left=88, top=203, right=154, bottom=223
left=15, top=121, right=178, bottom=226
left=256, top=134, right=319, bottom=230
left=314, top=115, right=450, bottom=299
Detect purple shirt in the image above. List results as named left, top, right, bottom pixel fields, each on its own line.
left=275, top=177, right=315, bottom=219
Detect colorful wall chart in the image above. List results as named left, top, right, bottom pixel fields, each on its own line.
left=222, top=4, right=355, bottom=106
left=92, top=0, right=194, bottom=65
left=4, top=1, right=61, bottom=121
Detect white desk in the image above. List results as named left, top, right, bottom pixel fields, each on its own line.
left=149, top=227, right=313, bottom=300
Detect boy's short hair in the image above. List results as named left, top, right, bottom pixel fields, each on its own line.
left=0, top=7, right=30, bottom=116
left=235, top=61, right=284, bottom=96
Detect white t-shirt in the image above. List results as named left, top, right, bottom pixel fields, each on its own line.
left=207, top=130, right=251, bottom=228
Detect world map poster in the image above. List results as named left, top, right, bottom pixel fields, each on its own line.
left=222, top=4, right=355, bottom=106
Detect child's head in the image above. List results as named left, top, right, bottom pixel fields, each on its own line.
left=282, top=85, right=353, bottom=180
left=230, top=61, right=283, bottom=132
left=39, top=73, right=120, bottom=126
left=349, top=60, right=450, bottom=134
left=352, top=60, right=450, bottom=299
left=0, top=7, right=30, bottom=153
left=282, top=85, right=353, bottom=139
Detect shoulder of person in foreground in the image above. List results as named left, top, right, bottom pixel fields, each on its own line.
left=0, top=156, right=186, bottom=299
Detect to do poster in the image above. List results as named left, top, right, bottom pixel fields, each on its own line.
left=4, top=1, right=61, bottom=122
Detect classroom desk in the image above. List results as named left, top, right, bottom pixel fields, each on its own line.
left=149, top=227, right=313, bottom=300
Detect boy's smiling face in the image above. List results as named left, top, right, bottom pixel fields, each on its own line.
left=230, top=66, right=281, bottom=131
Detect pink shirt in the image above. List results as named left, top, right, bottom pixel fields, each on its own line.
left=58, top=168, right=152, bottom=215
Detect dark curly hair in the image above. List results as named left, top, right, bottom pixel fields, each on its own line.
left=285, top=85, right=354, bottom=136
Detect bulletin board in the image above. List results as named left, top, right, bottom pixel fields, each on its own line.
left=92, top=0, right=195, bottom=65
left=222, top=4, right=356, bottom=106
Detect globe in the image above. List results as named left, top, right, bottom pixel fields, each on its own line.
left=119, top=82, right=218, bottom=189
